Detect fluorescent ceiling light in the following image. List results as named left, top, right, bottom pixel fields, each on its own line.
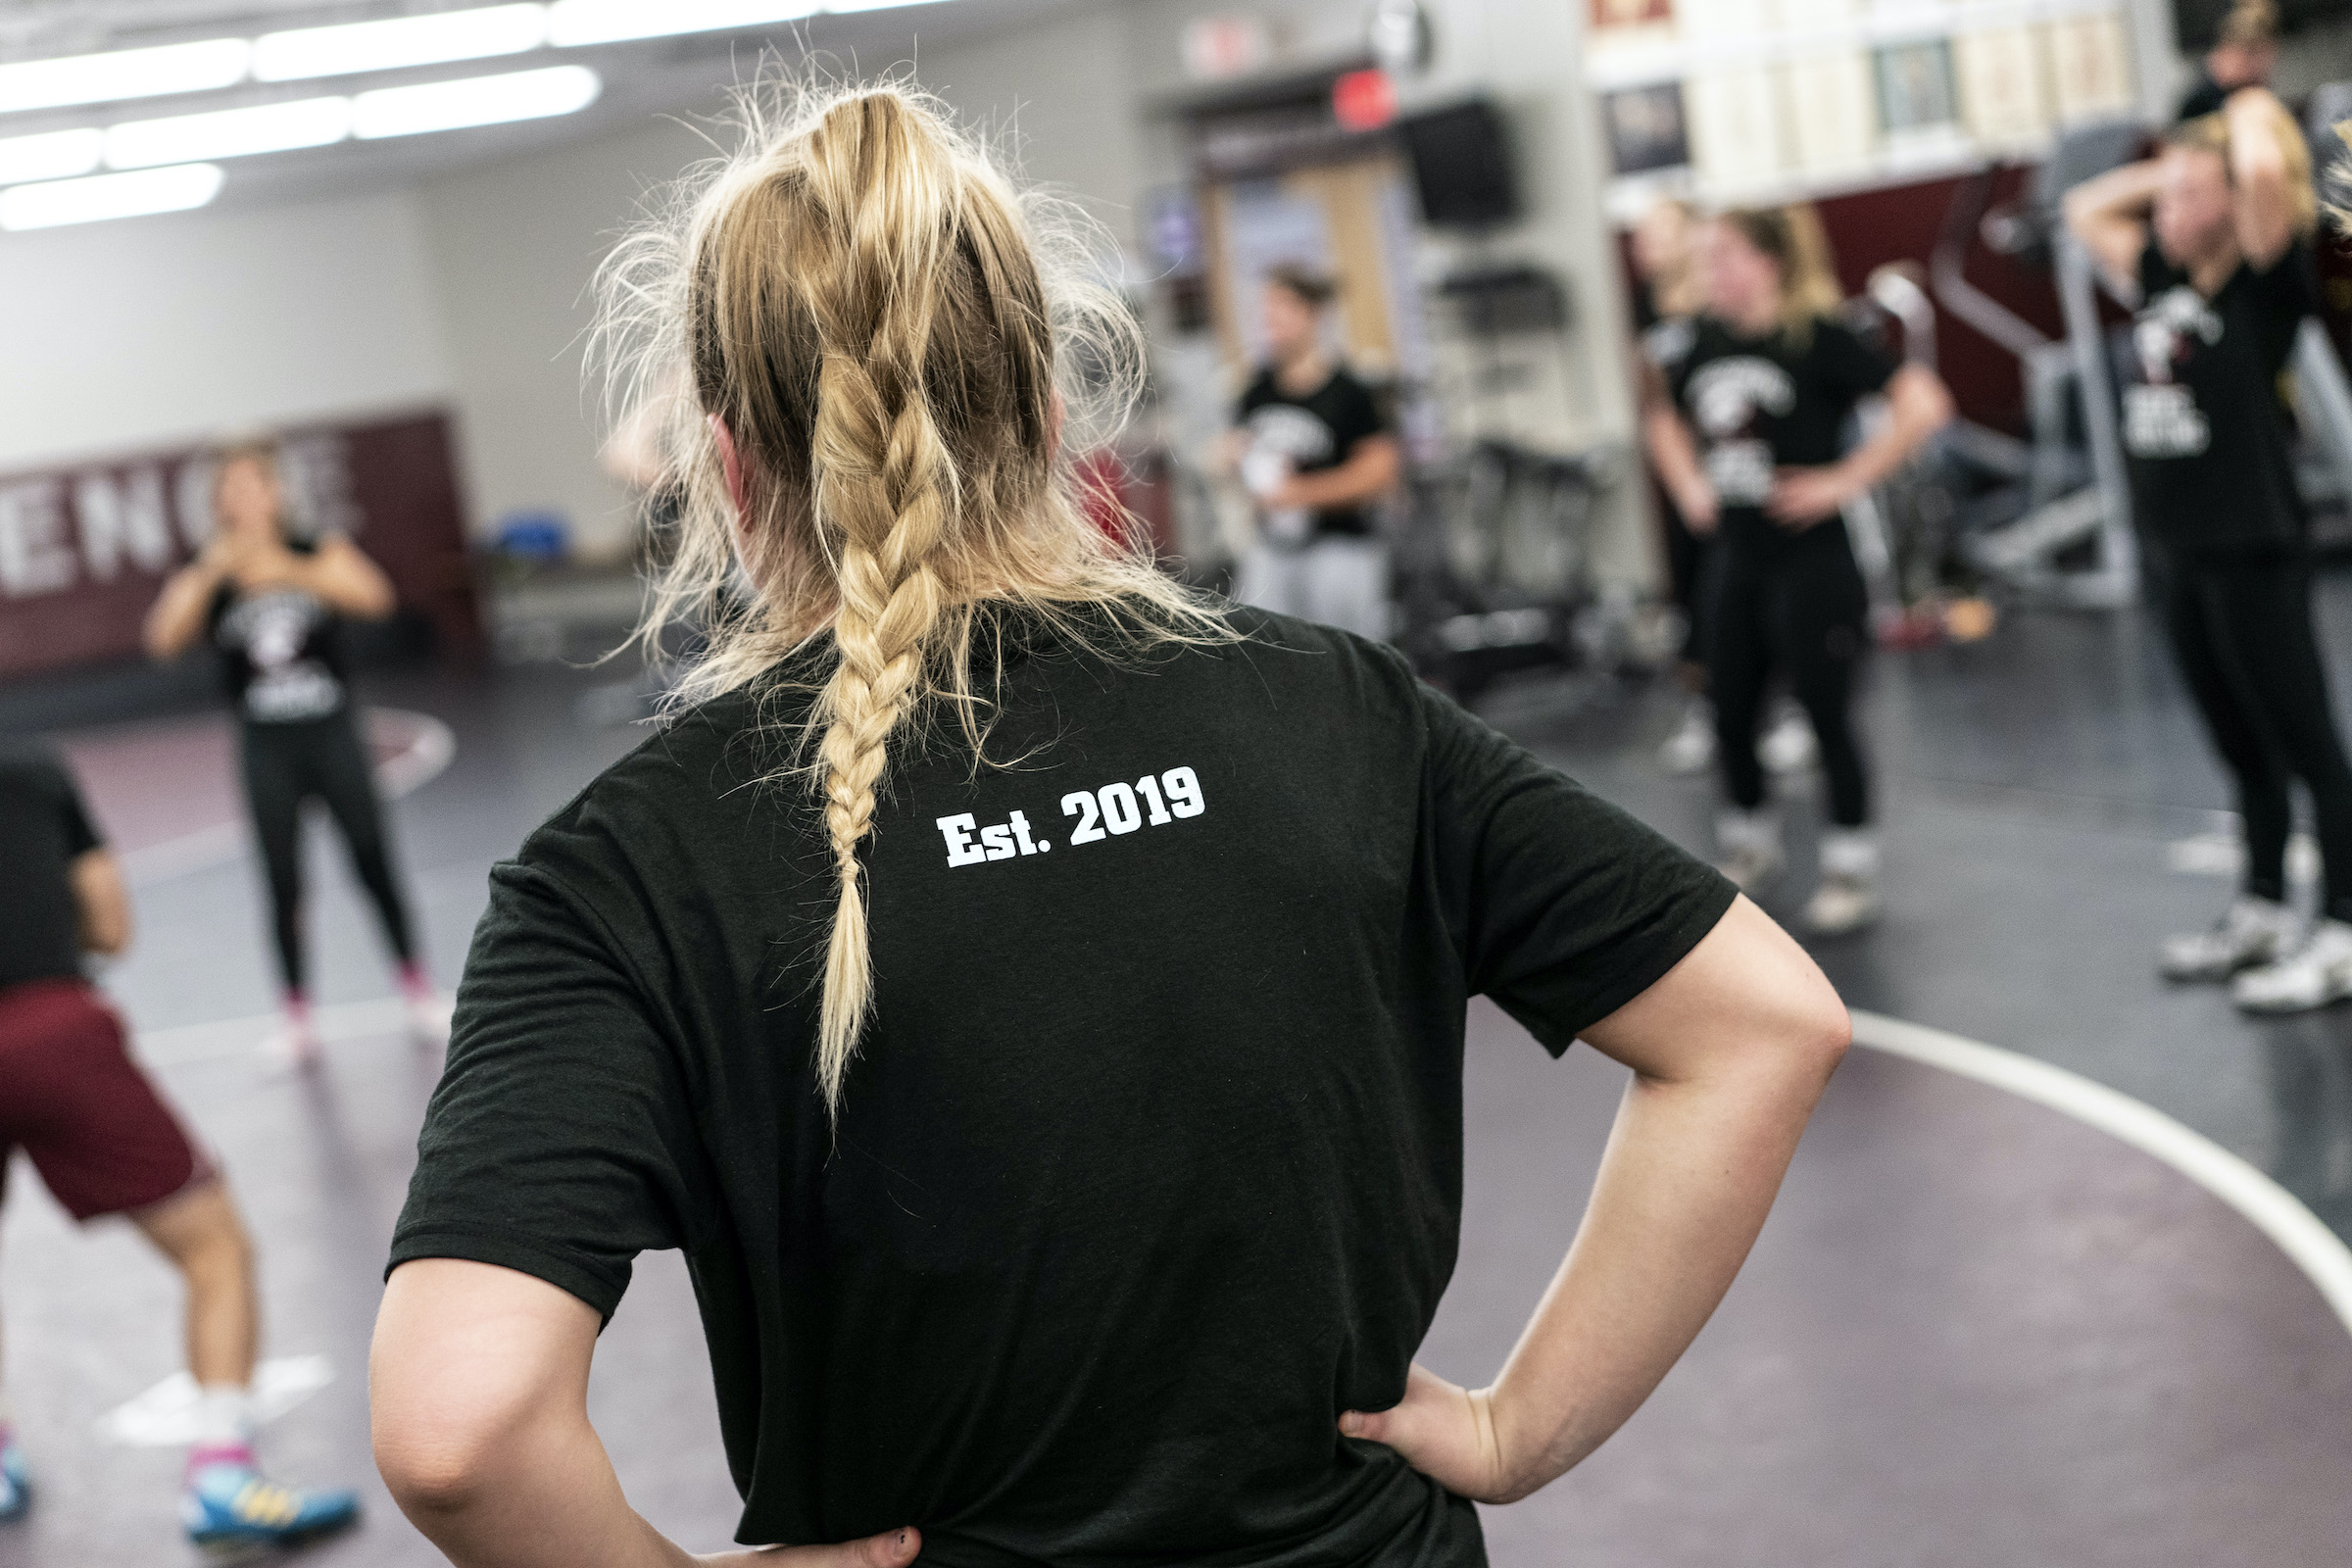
left=254, top=4, right=551, bottom=83
left=106, top=97, right=351, bottom=170
left=351, top=64, right=599, bottom=139
left=0, top=163, right=223, bottom=230
left=0, top=38, right=251, bottom=116
left=0, top=127, right=103, bottom=184
left=547, top=0, right=817, bottom=47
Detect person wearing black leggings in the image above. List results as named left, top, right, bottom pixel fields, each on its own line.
left=2067, top=89, right=2352, bottom=1010
left=144, top=437, right=437, bottom=1059
left=1644, top=205, right=1952, bottom=935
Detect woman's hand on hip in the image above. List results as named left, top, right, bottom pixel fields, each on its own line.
left=1339, top=1362, right=1521, bottom=1504
left=700, top=1529, right=918, bottom=1566
left=1767, top=465, right=1857, bottom=528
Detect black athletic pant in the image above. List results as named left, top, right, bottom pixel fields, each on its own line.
left=2156, top=547, right=2352, bottom=923
left=239, top=712, right=416, bottom=994
left=1709, top=521, right=1871, bottom=827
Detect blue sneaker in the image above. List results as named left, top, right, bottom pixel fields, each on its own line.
left=0, top=1435, right=29, bottom=1522
left=180, top=1461, right=359, bottom=1548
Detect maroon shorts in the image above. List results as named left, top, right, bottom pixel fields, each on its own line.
left=0, top=979, right=210, bottom=1222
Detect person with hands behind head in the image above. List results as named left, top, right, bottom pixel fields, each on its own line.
left=144, top=437, right=438, bottom=1062
left=2064, top=92, right=2352, bottom=1010
left=1642, top=205, right=1951, bottom=935
left=370, top=81, right=1849, bottom=1568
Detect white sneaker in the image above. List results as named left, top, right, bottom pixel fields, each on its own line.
left=2232, top=918, right=2352, bottom=1013
left=1715, top=809, right=1784, bottom=894
left=2160, top=896, right=2300, bottom=982
left=1760, top=705, right=1817, bottom=775
left=1805, top=873, right=1878, bottom=934
left=1660, top=703, right=1716, bottom=774
left=1806, top=829, right=1880, bottom=934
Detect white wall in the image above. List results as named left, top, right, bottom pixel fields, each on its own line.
left=415, top=117, right=710, bottom=562
left=0, top=191, right=451, bottom=471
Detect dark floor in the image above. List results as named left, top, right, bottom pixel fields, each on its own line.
left=4, top=582, right=2351, bottom=1564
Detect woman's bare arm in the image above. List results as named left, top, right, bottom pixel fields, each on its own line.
left=1641, top=402, right=1718, bottom=534
left=70, top=848, right=132, bottom=956
left=1338, top=895, right=1849, bottom=1502
left=144, top=556, right=228, bottom=660
left=1273, top=434, right=1402, bottom=512
left=372, top=1259, right=917, bottom=1568
left=1767, top=364, right=1954, bottom=525
left=2223, top=87, right=2295, bottom=270
left=2062, top=160, right=2164, bottom=301
left=273, top=537, right=399, bottom=620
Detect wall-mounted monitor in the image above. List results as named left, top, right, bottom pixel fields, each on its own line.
left=1397, top=99, right=1519, bottom=229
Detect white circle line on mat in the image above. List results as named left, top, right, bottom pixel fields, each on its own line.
left=118, top=706, right=455, bottom=887
left=1851, top=1007, right=2352, bottom=1341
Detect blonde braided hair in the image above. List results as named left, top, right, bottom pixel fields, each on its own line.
left=596, top=80, right=1226, bottom=1115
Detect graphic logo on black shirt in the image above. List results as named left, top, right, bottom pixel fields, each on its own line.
left=2124, top=286, right=2223, bottom=460
left=1688, top=357, right=1794, bottom=505
left=1242, top=406, right=1338, bottom=546
left=219, top=590, right=343, bottom=723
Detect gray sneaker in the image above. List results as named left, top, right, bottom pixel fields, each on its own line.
left=2159, top=896, right=2299, bottom=982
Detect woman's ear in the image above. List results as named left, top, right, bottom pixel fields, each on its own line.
left=710, top=415, right=752, bottom=527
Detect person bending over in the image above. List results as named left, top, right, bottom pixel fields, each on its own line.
left=0, top=741, right=358, bottom=1546
left=1227, top=262, right=1402, bottom=639
left=2067, top=91, right=2352, bottom=1010
left=145, top=436, right=438, bottom=1060
left=1643, top=205, right=1953, bottom=935
left=369, top=85, right=1850, bottom=1568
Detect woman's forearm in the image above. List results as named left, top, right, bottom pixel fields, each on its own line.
left=144, top=566, right=219, bottom=659
left=1838, top=367, right=1953, bottom=495
left=1482, top=1050, right=1835, bottom=1499
left=385, top=1404, right=689, bottom=1568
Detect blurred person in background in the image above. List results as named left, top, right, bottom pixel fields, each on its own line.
left=1228, top=262, right=1401, bottom=639
left=2066, top=92, right=2351, bottom=1009
left=368, top=84, right=1850, bottom=1568
left=1644, top=205, right=1953, bottom=935
left=0, top=742, right=359, bottom=1547
left=2176, top=0, right=2278, bottom=123
left=144, top=437, right=438, bottom=1062
left=1638, top=199, right=1821, bottom=781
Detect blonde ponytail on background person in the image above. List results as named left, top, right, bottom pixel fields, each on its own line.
left=1718, top=203, right=1845, bottom=345
left=596, top=81, right=1224, bottom=1114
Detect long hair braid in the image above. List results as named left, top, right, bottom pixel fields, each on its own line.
left=594, top=80, right=1232, bottom=1120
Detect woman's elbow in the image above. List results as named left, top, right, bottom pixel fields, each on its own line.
left=372, top=1402, right=502, bottom=1519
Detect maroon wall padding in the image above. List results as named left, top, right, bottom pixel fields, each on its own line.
left=0, top=410, right=479, bottom=682
left=1809, top=166, right=2064, bottom=433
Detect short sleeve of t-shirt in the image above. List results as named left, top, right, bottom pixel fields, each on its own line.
left=1324, top=374, right=1385, bottom=456
left=1813, top=318, right=1898, bottom=403
left=49, top=760, right=102, bottom=857
left=388, top=858, right=710, bottom=1322
left=2247, top=238, right=2319, bottom=320
left=1418, top=680, right=1738, bottom=1054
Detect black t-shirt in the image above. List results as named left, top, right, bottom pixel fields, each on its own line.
left=390, top=608, right=1735, bottom=1564
left=2122, top=237, right=2315, bottom=556
left=0, top=743, right=104, bottom=992
left=207, top=536, right=349, bottom=725
left=1661, top=313, right=1896, bottom=554
left=2176, top=69, right=2228, bottom=123
left=1236, top=367, right=1388, bottom=543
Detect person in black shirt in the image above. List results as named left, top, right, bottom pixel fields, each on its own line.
left=2174, top=0, right=2278, bottom=123
left=2067, top=89, right=2352, bottom=1010
left=368, top=85, right=1852, bottom=1568
left=1644, top=206, right=1953, bottom=935
left=1229, top=263, right=1401, bottom=640
left=0, top=744, right=358, bottom=1545
left=144, top=436, right=438, bottom=1060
